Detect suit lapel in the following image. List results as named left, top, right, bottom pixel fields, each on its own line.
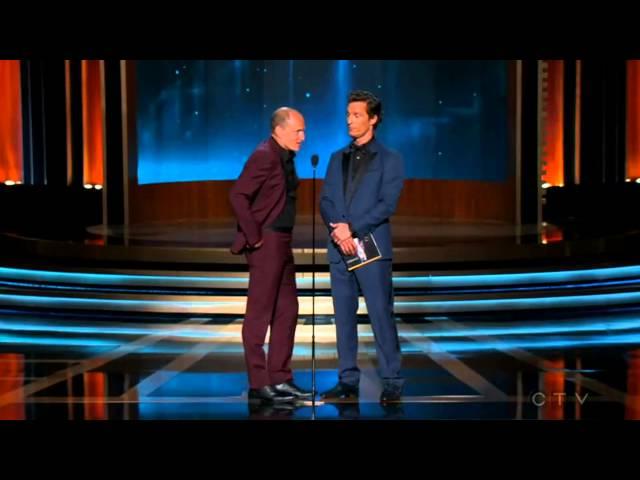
left=339, top=149, right=349, bottom=211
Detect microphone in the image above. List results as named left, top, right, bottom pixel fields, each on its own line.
left=311, top=154, right=319, bottom=168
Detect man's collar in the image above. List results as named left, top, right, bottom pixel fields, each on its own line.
left=270, top=136, right=295, bottom=160
left=350, top=136, right=376, bottom=154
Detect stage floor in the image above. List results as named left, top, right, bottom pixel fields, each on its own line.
left=2, top=216, right=640, bottom=420
left=1, top=308, right=639, bottom=420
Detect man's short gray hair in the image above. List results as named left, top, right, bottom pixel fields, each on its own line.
left=271, top=107, right=295, bottom=132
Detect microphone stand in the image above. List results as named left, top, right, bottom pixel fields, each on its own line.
left=311, top=158, right=317, bottom=419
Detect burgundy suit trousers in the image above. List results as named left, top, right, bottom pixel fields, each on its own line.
left=242, top=230, right=298, bottom=389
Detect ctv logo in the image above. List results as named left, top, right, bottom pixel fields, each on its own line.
left=530, top=392, right=589, bottom=406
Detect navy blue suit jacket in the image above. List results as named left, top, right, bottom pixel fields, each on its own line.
left=320, top=139, right=405, bottom=263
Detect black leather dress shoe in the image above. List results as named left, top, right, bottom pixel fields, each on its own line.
left=273, top=381, right=313, bottom=399
left=248, top=385, right=294, bottom=403
left=379, top=385, right=402, bottom=404
left=320, top=382, right=359, bottom=401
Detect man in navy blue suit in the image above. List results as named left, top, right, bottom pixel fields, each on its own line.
left=319, top=90, right=405, bottom=404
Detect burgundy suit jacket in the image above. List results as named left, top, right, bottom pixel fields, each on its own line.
left=229, top=137, right=286, bottom=254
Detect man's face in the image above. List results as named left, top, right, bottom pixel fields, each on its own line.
left=347, top=101, right=377, bottom=140
left=275, top=112, right=306, bottom=152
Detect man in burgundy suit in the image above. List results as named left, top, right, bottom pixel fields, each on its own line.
left=229, top=107, right=312, bottom=404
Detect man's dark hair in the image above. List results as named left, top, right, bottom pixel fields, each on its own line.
left=348, top=90, right=383, bottom=129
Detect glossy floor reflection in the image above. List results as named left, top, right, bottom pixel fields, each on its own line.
left=2, top=308, right=640, bottom=420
